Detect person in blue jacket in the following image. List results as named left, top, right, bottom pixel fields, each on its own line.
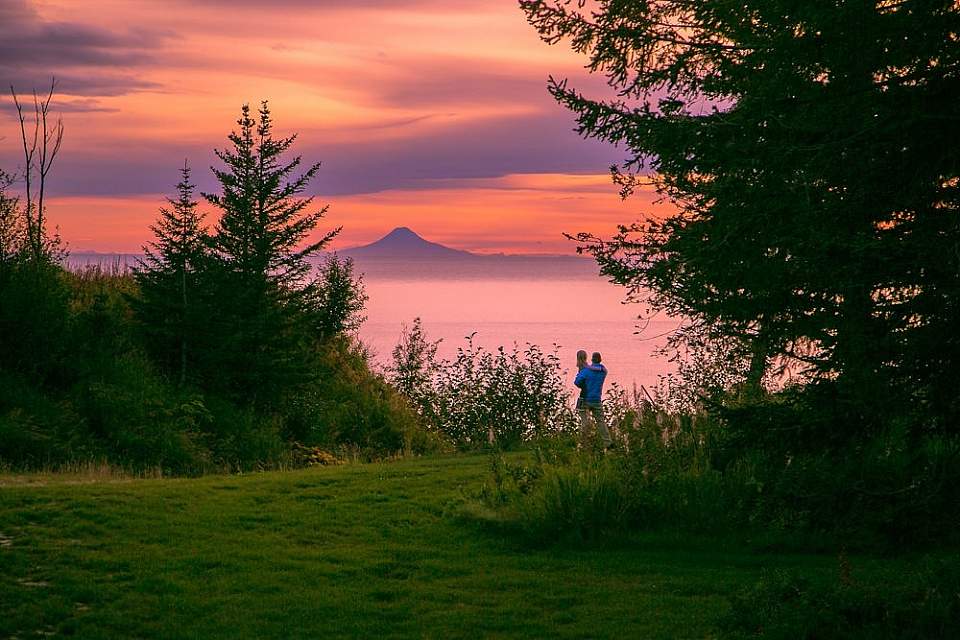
left=574, top=351, right=612, bottom=449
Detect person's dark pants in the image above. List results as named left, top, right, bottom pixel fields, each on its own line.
left=578, top=400, right=612, bottom=447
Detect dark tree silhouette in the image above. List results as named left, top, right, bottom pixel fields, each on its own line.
left=0, top=170, right=22, bottom=270
left=134, top=161, right=207, bottom=385
left=522, top=0, right=960, bottom=435
left=10, top=80, right=64, bottom=264
left=202, top=102, right=340, bottom=402
left=205, top=102, right=338, bottom=291
left=306, top=254, right=368, bottom=339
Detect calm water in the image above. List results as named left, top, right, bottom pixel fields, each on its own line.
left=67, top=253, right=679, bottom=390
left=354, top=258, right=677, bottom=391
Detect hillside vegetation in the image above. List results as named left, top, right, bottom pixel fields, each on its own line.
left=1, top=453, right=924, bottom=640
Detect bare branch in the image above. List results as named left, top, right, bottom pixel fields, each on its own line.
left=10, top=86, right=37, bottom=251
left=36, top=79, right=63, bottom=257
left=9, top=78, right=63, bottom=261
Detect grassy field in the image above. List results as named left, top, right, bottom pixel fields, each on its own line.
left=0, top=454, right=901, bottom=639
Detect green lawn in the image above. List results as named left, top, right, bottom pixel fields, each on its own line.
left=0, top=454, right=864, bottom=638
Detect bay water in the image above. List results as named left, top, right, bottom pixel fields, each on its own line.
left=354, top=257, right=677, bottom=393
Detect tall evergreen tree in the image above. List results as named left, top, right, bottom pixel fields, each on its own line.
left=306, top=254, right=368, bottom=340
left=205, top=102, right=338, bottom=292
left=134, top=161, right=207, bottom=385
left=203, top=102, right=340, bottom=402
left=522, top=0, right=960, bottom=434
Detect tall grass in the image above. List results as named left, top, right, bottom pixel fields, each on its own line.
left=476, top=395, right=746, bottom=542
left=720, top=559, right=960, bottom=639
left=475, top=386, right=960, bottom=548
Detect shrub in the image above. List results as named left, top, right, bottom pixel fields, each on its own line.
left=721, top=560, right=960, bottom=639
left=0, top=369, right=88, bottom=466
left=0, top=260, right=72, bottom=384
left=0, top=261, right=432, bottom=473
left=475, top=384, right=960, bottom=547
left=285, top=338, right=439, bottom=458
left=72, top=351, right=214, bottom=474
left=514, top=455, right=636, bottom=542
left=388, top=324, right=577, bottom=449
left=742, top=429, right=960, bottom=546
left=201, top=398, right=290, bottom=472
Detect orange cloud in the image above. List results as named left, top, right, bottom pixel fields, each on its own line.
left=328, top=174, right=671, bottom=254
left=5, top=1, right=646, bottom=254
left=46, top=173, right=670, bottom=255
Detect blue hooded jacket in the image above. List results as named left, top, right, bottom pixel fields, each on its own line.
left=574, top=364, right=607, bottom=403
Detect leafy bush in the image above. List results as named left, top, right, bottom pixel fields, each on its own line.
left=514, top=455, right=636, bottom=541
left=388, top=321, right=577, bottom=449
left=0, top=369, right=86, bottom=465
left=744, top=431, right=960, bottom=546
left=73, top=352, right=211, bottom=473
left=0, top=264, right=434, bottom=473
left=0, top=260, right=72, bottom=384
left=721, top=560, right=960, bottom=639
left=474, top=385, right=960, bottom=547
left=288, top=338, right=439, bottom=457
left=474, top=397, right=746, bottom=542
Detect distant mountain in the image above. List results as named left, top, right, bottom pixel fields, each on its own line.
left=62, top=233, right=599, bottom=280
left=341, top=227, right=475, bottom=260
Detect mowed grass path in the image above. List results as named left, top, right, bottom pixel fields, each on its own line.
left=2, top=454, right=832, bottom=639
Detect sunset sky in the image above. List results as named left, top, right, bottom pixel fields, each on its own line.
left=0, top=0, right=665, bottom=254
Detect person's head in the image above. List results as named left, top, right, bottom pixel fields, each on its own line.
left=576, top=350, right=588, bottom=369
left=591, top=352, right=602, bottom=365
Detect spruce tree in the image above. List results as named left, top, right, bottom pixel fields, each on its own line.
left=306, top=254, right=367, bottom=340
left=203, top=102, right=340, bottom=402
left=205, top=102, right=338, bottom=292
left=523, top=0, right=960, bottom=435
left=134, top=161, right=207, bottom=385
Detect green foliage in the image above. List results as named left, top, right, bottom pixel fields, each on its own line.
left=513, top=454, right=635, bottom=542
left=0, top=169, right=23, bottom=266
left=0, top=369, right=84, bottom=465
left=1, top=455, right=803, bottom=639
left=197, top=397, right=289, bottom=472
left=522, top=0, right=960, bottom=436
left=652, top=322, right=758, bottom=413
left=737, top=430, right=960, bottom=546
left=388, top=323, right=577, bottom=449
left=132, top=161, right=207, bottom=385
left=0, top=260, right=71, bottom=384
left=199, top=101, right=340, bottom=403
left=72, top=352, right=214, bottom=474
left=475, top=386, right=960, bottom=547
left=387, top=316, right=441, bottom=415
left=304, top=254, right=368, bottom=339
left=721, top=561, right=960, bottom=639
left=68, top=266, right=140, bottom=371
left=0, top=264, right=427, bottom=472
left=285, top=338, right=437, bottom=457
left=475, top=393, right=729, bottom=543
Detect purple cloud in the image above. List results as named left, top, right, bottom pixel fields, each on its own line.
left=0, top=0, right=166, bottom=98
left=9, top=106, right=618, bottom=199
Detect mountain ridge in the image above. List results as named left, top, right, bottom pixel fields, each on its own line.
left=67, top=228, right=593, bottom=262
left=339, top=227, right=588, bottom=261
left=341, top=227, right=477, bottom=260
